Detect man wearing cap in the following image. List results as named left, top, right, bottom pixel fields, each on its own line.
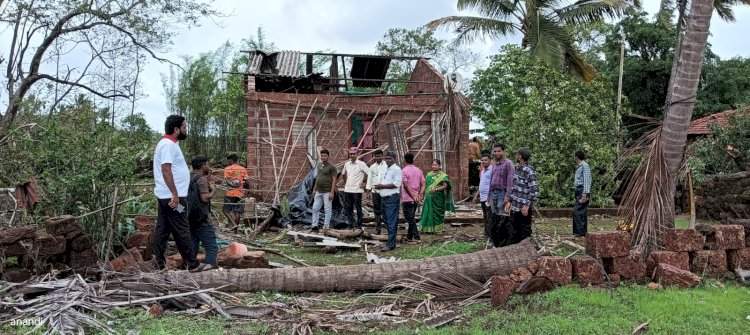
left=341, top=147, right=369, bottom=229
left=373, top=151, right=402, bottom=252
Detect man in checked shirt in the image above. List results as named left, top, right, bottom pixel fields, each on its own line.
left=573, top=150, right=592, bottom=237
left=509, top=148, right=539, bottom=244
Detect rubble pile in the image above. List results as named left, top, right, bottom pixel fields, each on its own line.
left=0, top=215, right=98, bottom=282
left=490, top=226, right=748, bottom=306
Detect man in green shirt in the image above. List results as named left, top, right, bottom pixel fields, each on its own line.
left=311, top=149, right=338, bottom=231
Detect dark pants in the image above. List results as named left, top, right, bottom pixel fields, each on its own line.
left=380, top=194, right=400, bottom=249
left=481, top=201, right=490, bottom=239
left=190, top=218, right=218, bottom=266
left=490, top=212, right=514, bottom=247
left=344, top=192, right=363, bottom=229
left=573, top=186, right=589, bottom=236
left=153, top=198, right=198, bottom=270
left=372, top=193, right=383, bottom=234
left=403, top=202, right=420, bottom=240
left=511, top=209, right=533, bottom=244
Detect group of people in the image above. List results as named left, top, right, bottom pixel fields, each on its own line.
left=475, top=143, right=592, bottom=248
left=150, top=115, right=251, bottom=272
left=310, top=148, right=455, bottom=252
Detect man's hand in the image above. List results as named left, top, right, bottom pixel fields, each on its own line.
left=521, top=205, right=529, bottom=217
left=504, top=201, right=511, bottom=213
left=169, top=194, right=179, bottom=209
left=360, top=182, right=367, bottom=190
left=579, top=194, right=588, bottom=204
left=329, top=192, right=334, bottom=201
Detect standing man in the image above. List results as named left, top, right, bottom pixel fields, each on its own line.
left=374, top=151, right=402, bottom=252
left=366, top=149, right=388, bottom=235
left=341, top=147, right=369, bottom=229
left=489, top=143, right=514, bottom=215
left=311, top=149, right=337, bottom=231
left=223, top=154, right=248, bottom=231
left=474, top=151, right=494, bottom=246
left=573, top=150, right=592, bottom=237
left=188, top=156, right=218, bottom=269
left=151, top=115, right=208, bottom=271
left=468, top=137, right=482, bottom=192
left=509, top=148, right=539, bottom=244
left=401, top=152, right=425, bottom=243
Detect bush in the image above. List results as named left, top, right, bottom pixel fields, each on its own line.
left=690, top=112, right=750, bottom=181
left=0, top=96, right=156, bottom=255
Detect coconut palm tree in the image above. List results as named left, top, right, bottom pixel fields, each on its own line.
left=426, top=0, right=638, bottom=81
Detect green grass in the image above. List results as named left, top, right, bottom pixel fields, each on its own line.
left=381, top=282, right=750, bottom=335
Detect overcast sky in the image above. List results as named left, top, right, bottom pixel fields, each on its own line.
left=5, top=0, right=750, bottom=130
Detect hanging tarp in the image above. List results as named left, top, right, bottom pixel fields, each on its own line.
left=279, top=168, right=349, bottom=228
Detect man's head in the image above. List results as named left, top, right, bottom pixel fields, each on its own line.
left=165, top=115, right=187, bottom=141
left=227, top=153, right=239, bottom=165
left=472, top=137, right=479, bottom=143
left=575, top=150, right=586, bottom=164
left=320, top=149, right=330, bottom=163
left=384, top=151, right=396, bottom=166
left=373, top=149, right=383, bottom=163
left=192, top=155, right=209, bottom=174
left=493, top=143, right=506, bottom=160
left=349, top=147, right=358, bottom=161
left=404, top=152, right=414, bottom=165
left=431, top=159, right=442, bottom=172
left=516, top=148, right=531, bottom=164
left=480, top=151, right=491, bottom=167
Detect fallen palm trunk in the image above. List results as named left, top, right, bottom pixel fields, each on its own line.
left=161, top=239, right=539, bottom=292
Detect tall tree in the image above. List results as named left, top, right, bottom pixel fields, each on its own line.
left=427, top=0, right=637, bottom=81
left=0, top=0, right=216, bottom=136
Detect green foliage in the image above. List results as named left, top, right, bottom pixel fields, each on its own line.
left=428, top=0, right=634, bottom=81
left=471, top=46, right=619, bottom=207
left=0, top=95, right=154, bottom=252
left=690, top=112, right=750, bottom=179
left=697, top=57, right=750, bottom=116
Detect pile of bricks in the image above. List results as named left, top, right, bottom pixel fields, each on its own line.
left=490, top=225, right=749, bottom=307
left=109, top=216, right=269, bottom=271
left=0, top=215, right=98, bottom=282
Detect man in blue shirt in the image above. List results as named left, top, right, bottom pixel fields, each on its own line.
left=573, top=150, right=592, bottom=237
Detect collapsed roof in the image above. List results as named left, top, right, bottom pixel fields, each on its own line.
left=243, top=50, right=438, bottom=94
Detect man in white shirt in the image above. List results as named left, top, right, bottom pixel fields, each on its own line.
left=366, top=149, right=388, bottom=235
left=373, top=151, right=402, bottom=252
left=152, top=115, right=209, bottom=272
left=341, top=147, right=369, bottom=229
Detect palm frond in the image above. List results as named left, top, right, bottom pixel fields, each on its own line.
left=457, top=0, right=519, bottom=18
left=426, top=16, right=518, bottom=45
left=712, top=0, right=750, bottom=22
left=617, top=127, right=675, bottom=254
left=525, top=13, right=567, bottom=70
left=555, top=0, right=634, bottom=26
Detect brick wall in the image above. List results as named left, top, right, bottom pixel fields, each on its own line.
left=246, top=91, right=470, bottom=202
left=406, top=59, right=444, bottom=94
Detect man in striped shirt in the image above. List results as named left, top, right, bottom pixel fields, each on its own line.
left=509, top=148, right=539, bottom=244
left=573, top=150, right=592, bottom=237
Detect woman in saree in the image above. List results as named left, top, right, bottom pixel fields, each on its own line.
left=419, top=159, right=455, bottom=233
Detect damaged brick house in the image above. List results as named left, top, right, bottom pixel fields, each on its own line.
left=242, top=50, right=470, bottom=201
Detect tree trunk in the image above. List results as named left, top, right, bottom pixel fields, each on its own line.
left=161, top=238, right=539, bottom=292
left=661, top=0, right=714, bottom=175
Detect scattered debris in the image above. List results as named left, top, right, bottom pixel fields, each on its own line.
left=336, top=304, right=402, bottom=322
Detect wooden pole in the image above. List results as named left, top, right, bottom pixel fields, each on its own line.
left=276, top=101, right=301, bottom=198
left=404, top=110, right=429, bottom=133
left=264, top=104, right=281, bottom=205
left=105, top=187, right=119, bottom=263
left=688, top=170, right=696, bottom=229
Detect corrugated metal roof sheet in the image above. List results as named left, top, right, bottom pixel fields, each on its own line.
left=246, top=50, right=301, bottom=77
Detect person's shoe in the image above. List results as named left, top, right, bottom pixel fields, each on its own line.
left=310, top=226, right=320, bottom=232
left=380, top=246, right=394, bottom=252
left=189, top=263, right=215, bottom=273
